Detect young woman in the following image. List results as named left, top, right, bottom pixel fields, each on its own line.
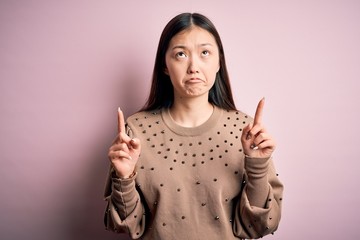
left=104, top=12, right=283, bottom=239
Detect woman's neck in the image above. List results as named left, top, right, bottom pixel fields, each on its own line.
left=169, top=97, right=214, bottom=127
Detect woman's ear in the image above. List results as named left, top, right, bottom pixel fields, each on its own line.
left=164, top=67, right=169, bottom=75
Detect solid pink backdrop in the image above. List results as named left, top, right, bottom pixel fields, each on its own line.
left=1, top=1, right=359, bottom=239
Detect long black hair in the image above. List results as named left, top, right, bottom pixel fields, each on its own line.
left=141, top=13, right=237, bottom=111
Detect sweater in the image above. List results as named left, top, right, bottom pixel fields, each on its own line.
left=104, top=106, right=283, bottom=239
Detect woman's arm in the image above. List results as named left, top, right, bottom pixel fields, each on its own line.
left=233, top=158, right=284, bottom=238
left=104, top=167, right=147, bottom=238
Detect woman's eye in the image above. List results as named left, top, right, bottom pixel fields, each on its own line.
left=202, top=50, right=210, bottom=56
left=176, top=52, right=187, bottom=58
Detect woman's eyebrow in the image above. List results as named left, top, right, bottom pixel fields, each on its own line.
left=171, top=45, right=187, bottom=50
left=199, top=43, right=213, bottom=47
left=171, top=43, right=214, bottom=50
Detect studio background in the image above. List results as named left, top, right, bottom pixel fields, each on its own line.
left=1, top=1, right=359, bottom=239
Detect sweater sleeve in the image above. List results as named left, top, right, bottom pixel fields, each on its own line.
left=103, top=167, right=146, bottom=238
left=233, top=157, right=284, bottom=239
left=103, top=125, right=147, bottom=239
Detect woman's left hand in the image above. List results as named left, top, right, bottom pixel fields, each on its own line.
left=241, top=98, right=276, bottom=158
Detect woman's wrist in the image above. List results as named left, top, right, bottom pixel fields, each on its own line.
left=111, top=168, right=137, bottom=180
left=119, top=171, right=137, bottom=180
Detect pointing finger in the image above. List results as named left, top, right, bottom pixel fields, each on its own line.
left=118, top=107, right=126, bottom=134
left=253, top=97, right=265, bottom=125
left=245, top=98, right=264, bottom=140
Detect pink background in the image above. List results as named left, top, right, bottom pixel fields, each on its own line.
left=1, top=1, right=359, bottom=239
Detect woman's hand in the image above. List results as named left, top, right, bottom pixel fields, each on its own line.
left=108, top=108, right=141, bottom=178
left=241, top=98, right=276, bottom=158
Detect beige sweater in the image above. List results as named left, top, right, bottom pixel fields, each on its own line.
left=104, top=106, right=283, bottom=239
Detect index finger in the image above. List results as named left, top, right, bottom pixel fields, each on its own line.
left=253, top=97, right=265, bottom=125
left=117, top=107, right=126, bottom=134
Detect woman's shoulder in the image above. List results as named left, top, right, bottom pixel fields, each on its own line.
left=219, top=107, right=253, bottom=122
left=126, top=108, right=163, bottom=123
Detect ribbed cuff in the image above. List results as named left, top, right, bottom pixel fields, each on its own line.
left=245, top=156, right=270, bottom=179
left=245, top=156, right=270, bottom=207
left=111, top=172, right=139, bottom=219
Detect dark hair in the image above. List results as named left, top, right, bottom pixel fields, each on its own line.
left=141, top=12, right=237, bottom=111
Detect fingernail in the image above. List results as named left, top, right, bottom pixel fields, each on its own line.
left=118, top=107, right=121, bottom=112
left=250, top=143, right=259, bottom=150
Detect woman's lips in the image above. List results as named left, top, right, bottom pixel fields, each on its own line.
left=186, top=77, right=203, bottom=83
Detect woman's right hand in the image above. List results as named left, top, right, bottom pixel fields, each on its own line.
left=108, top=107, right=141, bottom=179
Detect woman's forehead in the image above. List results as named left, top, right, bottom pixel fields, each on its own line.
left=169, top=26, right=217, bottom=47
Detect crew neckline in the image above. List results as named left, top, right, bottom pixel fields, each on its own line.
left=162, top=105, right=222, bottom=136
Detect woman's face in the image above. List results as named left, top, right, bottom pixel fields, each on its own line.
left=165, top=26, right=220, bottom=100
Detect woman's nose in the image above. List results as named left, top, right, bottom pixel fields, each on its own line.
left=187, top=57, right=200, bottom=74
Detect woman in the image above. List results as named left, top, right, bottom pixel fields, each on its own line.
left=104, top=12, right=283, bottom=239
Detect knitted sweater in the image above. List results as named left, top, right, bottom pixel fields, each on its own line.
left=104, top=106, right=283, bottom=239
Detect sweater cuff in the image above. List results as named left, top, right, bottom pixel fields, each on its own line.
left=244, top=156, right=270, bottom=207
left=111, top=172, right=139, bottom=219
left=112, top=172, right=137, bottom=199
left=245, top=156, right=270, bottom=179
